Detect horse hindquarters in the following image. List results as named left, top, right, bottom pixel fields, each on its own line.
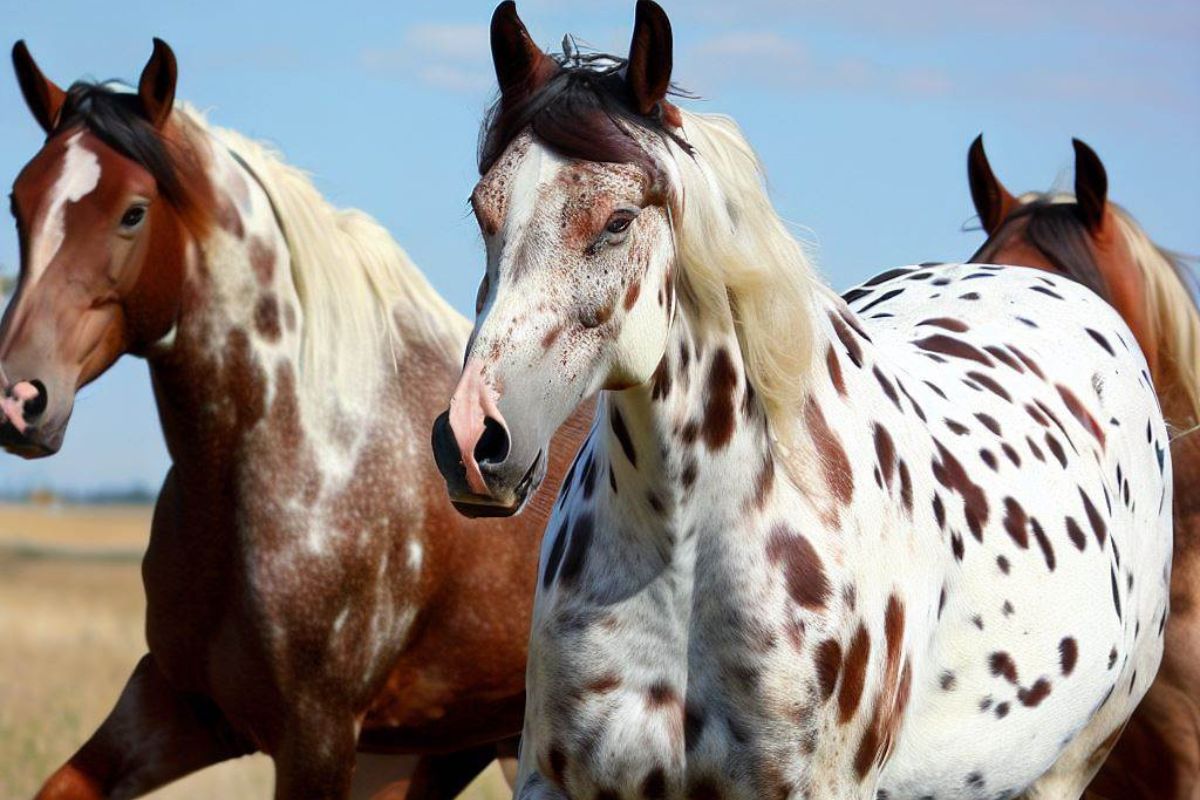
left=34, top=654, right=253, bottom=800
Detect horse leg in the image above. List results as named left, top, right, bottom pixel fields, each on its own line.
left=34, top=653, right=254, bottom=800
left=273, top=714, right=359, bottom=800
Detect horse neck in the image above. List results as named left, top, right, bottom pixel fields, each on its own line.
left=145, top=129, right=308, bottom=471
left=598, top=291, right=845, bottom=541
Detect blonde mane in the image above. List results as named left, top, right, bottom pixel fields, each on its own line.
left=178, top=106, right=469, bottom=397
left=1111, top=208, right=1200, bottom=431
left=670, top=111, right=832, bottom=472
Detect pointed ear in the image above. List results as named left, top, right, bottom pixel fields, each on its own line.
left=1072, top=138, right=1108, bottom=231
left=626, top=0, right=673, bottom=116
left=138, top=38, right=177, bottom=129
left=490, top=1, right=552, bottom=99
left=967, top=134, right=1017, bottom=235
left=12, top=41, right=66, bottom=134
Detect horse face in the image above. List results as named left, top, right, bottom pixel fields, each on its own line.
left=1, top=41, right=184, bottom=457
left=432, top=132, right=677, bottom=516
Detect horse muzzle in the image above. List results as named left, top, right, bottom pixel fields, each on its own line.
left=431, top=409, right=543, bottom=518
left=0, top=379, right=62, bottom=458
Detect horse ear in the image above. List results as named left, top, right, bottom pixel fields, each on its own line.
left=967, top=134, right=1016, bottom=235
left=138, top=38, right=177, bottom=129
left=12, top=41, right=66, bottom=134
left=490, top=1, right=551, bottom=99
left=1072, top=138, right=1108, bottom=231
left=626, top=0, right=673, bottom=116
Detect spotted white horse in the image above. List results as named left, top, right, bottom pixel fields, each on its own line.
left=432, top=3, right=1173, bottom=798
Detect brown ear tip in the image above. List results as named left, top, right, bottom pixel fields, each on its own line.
left=151, top=38, right=177, bottom=62
left=493, top=1, right=519, bottom=22
left=636, top=0, right=672, bottom=29
left=1072, top=137, right=1097, bottom=157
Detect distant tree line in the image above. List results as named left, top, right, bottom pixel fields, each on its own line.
left=0, top=485, right=157, bottom=505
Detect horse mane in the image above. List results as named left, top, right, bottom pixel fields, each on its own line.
left=479, top=47, right=825, bottom=478
left=669, top=111, right=827, bottom=467
left=977, top=193, right=1200, bottom=429
left=1110, top=208, right=1200, bottom=429
left=975, top=196, right=1110, bottom=297
left=184, top=107, right=469, bottom=399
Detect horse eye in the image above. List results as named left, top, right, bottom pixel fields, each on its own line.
left=120, top=205, right=147, bottom=229
left=606, top=215, right=633, bottom=235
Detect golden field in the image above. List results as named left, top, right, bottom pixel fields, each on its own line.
left=0, top=502, right=508, bottom=799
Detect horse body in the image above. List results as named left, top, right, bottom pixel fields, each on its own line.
left=433, top=4, right=1172, bottom=798
left=516, top=262, right=1170, bottom=800
left=2, top=44, right=585, bottom=799
left=967, top=138, right=1200, bottom=800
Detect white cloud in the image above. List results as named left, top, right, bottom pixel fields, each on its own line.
left=360, top=22, right=491, bottom=93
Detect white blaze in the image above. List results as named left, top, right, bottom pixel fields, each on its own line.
left=27, top=132, right=102, bottom=286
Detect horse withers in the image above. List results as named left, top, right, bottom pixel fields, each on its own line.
left=1, top=39, right=588, bottom=799
left=433, top=3, right=1172, bottom=798
left=968, top=136, right=1200, bottom=800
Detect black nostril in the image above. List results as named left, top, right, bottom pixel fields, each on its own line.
left=474, top=416, right=510, bottom=466
left=26, top=380, right=47, bottom=418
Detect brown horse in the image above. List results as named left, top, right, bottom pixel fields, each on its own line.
left=969, top=135, right=1200, bottom=800
left=1, top=40, right=588, bottom=799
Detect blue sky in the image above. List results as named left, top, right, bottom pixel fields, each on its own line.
left=1, top=0, right=1197, bottom=491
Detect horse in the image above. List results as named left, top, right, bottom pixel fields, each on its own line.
left=967, top=137, right=1200, bottom=800
left=0, top=39, right=589, bottom=799
left=430, top=2, right=1173, bottom=797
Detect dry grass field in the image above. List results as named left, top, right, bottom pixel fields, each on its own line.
left=0, top=502, right=508, bottom=799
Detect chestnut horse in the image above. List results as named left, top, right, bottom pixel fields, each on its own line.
left=1, top=40, right=587, bottom=799
left=969, top=136, right=1200, bottom=800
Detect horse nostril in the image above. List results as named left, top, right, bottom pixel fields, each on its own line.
left=475, top=416, right=510, bottom=467
left=25, top=380, right=48, bottom=419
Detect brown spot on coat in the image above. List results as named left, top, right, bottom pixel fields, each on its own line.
left=815, top=639, right=842, bottom=700
left=766, top=525, right=830, bottom=609
left=1056, top=383, right=1106, bottom=448
left=913, top=334, right=993, bottom=366
left=826, top=345, right=846, bottom=396
left=558, top=513, right=594, bottom=586
left=1060, top=637, right=1078, bottom=676
left=918, top=317, right=969, bottom=332
left=838, top=623, right=870, bottom=723
left=932, top=441, right=990, bottom=540
left=623, top=278, right=642, bottom=310
left=254, top=294, right=281, bottom=341
left=830, top=311, right=864, bottom=367
left=701, top=348, right=739, bottom=450
left=1065, top=516, right=1087, bottom=551
left=805, top=401, right=854, bottom=506
left=873, top=424, right=896, bottom=489
left=1002, top=497, right=1030, bottom=548
left=1079, top=488, right=1107, bottom=546
left=1018, top=678, right=1052, bottom=707
left=989, top=652, right=1019, bottom=684
left=651, top=355, right=672, bottom=401
left=249, top=238, right=276, bottom=286
left=611, top=407, right=638, bottom=467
